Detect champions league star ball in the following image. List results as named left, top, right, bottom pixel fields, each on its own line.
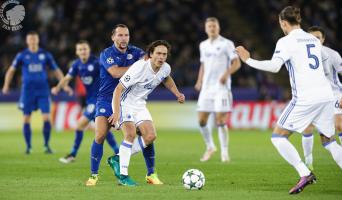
left=182, top=169, right=205, bottom=190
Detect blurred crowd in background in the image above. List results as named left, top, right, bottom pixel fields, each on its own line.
left=0, top=0, right=341, bottom=101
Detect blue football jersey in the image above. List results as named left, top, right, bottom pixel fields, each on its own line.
left=98, top=44, right=145, bottom=101
left=12, top=48, right=58, bottom=90
left=68, top=55, right=100, bottom=103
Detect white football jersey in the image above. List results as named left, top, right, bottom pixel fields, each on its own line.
left=200, top=35, right=238, bottom=91
left=272, top=29, right=334, bottom=105
left=119, top=59, right=171, bottom=108
left=321, top=46, right=342, bottom=97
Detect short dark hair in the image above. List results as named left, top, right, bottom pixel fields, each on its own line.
left=27, top=31, right=38, bottom=36
left=146, top=40, right=171, bottom=58
left=279, top=6, right=301, bottom=25
left=205, top=17, right=219, bottom=24
left=308, top=26, right=326, bottom=38
left=76, top=40, right=90, bottom=46
left=112, top=24, right=128, bottom=35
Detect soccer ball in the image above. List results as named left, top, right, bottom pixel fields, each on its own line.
left=182, top=169, right=205, bottom=190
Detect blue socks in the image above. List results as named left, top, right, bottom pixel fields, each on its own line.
left=106, top=132, right=119, bottom=154
left=142, top=142, right=155, bottom=176
left=23, top=123, right=32, bottom=150
left=90, top=140, right=103, bottom=174
left=43, top=121, right=51, bottom=147
left=70, top=130, right=84, bottom=156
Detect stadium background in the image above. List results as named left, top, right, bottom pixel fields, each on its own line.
left=1, top=0, right=341, bottom=130
left=0, top=1, right=342, bottom=199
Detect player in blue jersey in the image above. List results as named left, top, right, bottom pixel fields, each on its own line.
left=51, top=41, right=119, bottom=163
left=2, top=31, right=72, bottom=154
left=86, top=24, right=162, bottom=186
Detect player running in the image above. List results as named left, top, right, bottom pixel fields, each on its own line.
left=51, top=41, right=119, bottom=163
left=195, top=17, right=241, bottom=162
left=236, top=6, right=342, bottom=194
left=2, top=31, right=72, bottom=154
left=301, top=26, right=342, bottom=170
left=109, top=40, right=185, bottom=186
left=86, top=24, right=161, bottom=186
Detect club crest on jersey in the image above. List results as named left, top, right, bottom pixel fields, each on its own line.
left=106, top=57, right=114, bottom=64
left=25, top=55, right=30, bottom=59
left=99, top=108, right=106, bottom=113
left=88, top=64, right=94, bottom=71
left=124, top=75, right=130, bottom=82
left=127, top=54, right=133, bottom=60
left=38, top=53, right=45, bottom=60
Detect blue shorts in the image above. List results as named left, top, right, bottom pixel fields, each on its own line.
left=19, top=89, right=50, bottom=115
left=95, top=100, right=113, bottom=118
left=83, top=103, right=96, bottom=121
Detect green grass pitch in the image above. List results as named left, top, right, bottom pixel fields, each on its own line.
left=0, top=129, right=341, bottom=200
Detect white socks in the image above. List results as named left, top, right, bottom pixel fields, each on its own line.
left=302, top=134, right=314, bottom=166
left=119, top=140, right=132, bottom=176
left=324, top=140, right=342, bottom=169
left=271, top=136, right=311, bottom=177
left=218, top=125, right=229, bottom=158
left=131, top=136, right=146, bottom=155
left=199, top=126, right=215, bottom=150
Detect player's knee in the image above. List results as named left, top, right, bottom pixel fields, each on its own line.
left=199, top=120, right=207, bottom=127
left=145, top=133, right=156, bottom=143
left=335, top=124, right=342, bottom=132
left=23, top=116, right=31, bottom=123
left=95, top=132, right=106, bottom=144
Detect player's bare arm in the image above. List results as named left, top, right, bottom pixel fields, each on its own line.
left=107, top=65, right=130, bottom=78
left=194, top=63, right=204, bottom=91
left=162, top=76, right=185, bottom=103
left=53, top=68, right=73, bottom=95
left=236, top=46, right=283, bottom=73
left=51, top=74, right=73, bottom=95
left=2, top=66, right=16, bottom=94
left=108, top=83, right=124, bottom=127
left=219, top=58, right=241, bottom=84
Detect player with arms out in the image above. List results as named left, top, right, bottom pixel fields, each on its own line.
left=51, top=41, right=119, bottom=163
left=2, top=31, right=72, bottom=154
left=86, top=24, right=161, bottom=186
left=195, top=17, right=241, bottom=162
left=236, top=6, right=342, bottom=194
left=301, top=26, right=342, bottom=171
left=109, top=40, right=185, bottom=186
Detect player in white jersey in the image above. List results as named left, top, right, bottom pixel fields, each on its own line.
left=301, top=26, right=342, bottom=171
left=195, top=17, right=241, bottom=162
left=236, top=6, right=342, bottom=194
left=108, top=40, right=185, bottom=186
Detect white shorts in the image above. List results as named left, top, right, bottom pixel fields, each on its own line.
left=119, top=105, right=153, bottom=126
left=197, top=90, right=232, bottom=113
left=333, top=95, right=342, bottom=115
left=277, top=100, right=335, bottom=137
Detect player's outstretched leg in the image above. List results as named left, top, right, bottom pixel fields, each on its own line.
left=321, top=135, right=342, bottom=169
left=59, top=130, right=83, bottom=164
left=271, top=129, right=314, bottom=194
left=23, top=121, right=32, bottom=154
left=106, top=131, right=119, bottom=154
left=43, top=120, right=53, bottom=154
